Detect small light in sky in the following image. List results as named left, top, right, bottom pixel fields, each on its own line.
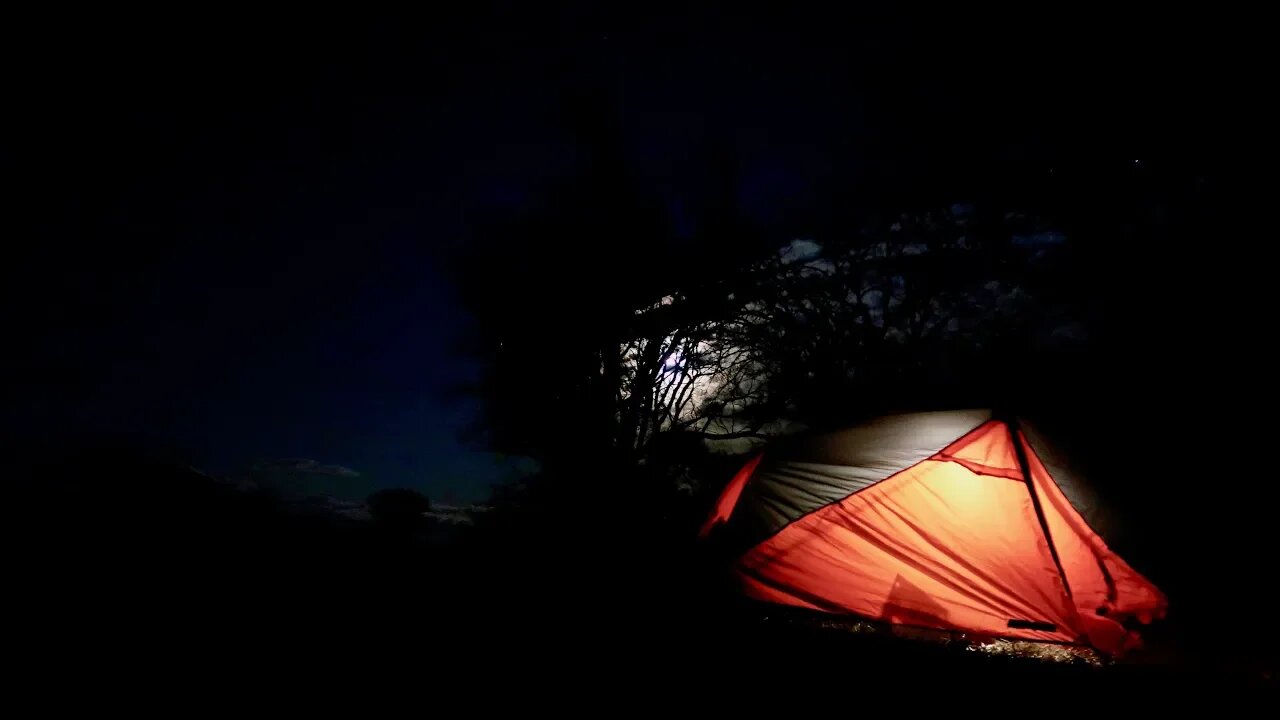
left=1134, top=159, right=1140, bottom=164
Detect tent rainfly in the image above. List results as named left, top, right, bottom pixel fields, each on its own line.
left=700, top=409, right=1167, bottom=654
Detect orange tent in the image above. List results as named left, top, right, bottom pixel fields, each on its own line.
left=700, top=410, right=1166, bottom=654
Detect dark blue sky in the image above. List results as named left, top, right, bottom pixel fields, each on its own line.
left=6, top=7, right=1210, bottom=501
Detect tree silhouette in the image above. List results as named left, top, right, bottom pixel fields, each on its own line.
left=453, top=95, right=1088, bottom=502
left=367, top=488, right=432, bottom=529
left=451, top=88, right=680, bottom=468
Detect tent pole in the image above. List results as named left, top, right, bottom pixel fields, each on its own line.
left=1005, top=416, right=1075, bottom=602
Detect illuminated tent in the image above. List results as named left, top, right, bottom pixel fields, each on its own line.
left=700, top=410, right=1166, bottom=653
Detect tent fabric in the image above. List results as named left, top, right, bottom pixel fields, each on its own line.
left=1020, top=421, right=1111, bottom=538
left=704, top=410, right=1166, bottom=653
left=722, top=410, right=993, bottom=549
left=1020, top=433, right=1166, bottom=621
left=699, top=454, right=764, bottom=538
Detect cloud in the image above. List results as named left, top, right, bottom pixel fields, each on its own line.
left=779, top=238, right=822, bottom=265
left=1012, top=231, right=1067, bottom=248
left=277, top=458, right=362, bottom=478
left=803, top=258, right=836, bottom=274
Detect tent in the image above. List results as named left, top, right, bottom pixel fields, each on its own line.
left=700, top=409, right=1166, bottom=653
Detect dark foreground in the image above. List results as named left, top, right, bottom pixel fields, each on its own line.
left=8, top=450, right=1275, bottom=702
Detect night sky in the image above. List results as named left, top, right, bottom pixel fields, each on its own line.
left=5, top=7, right=1227, bottom=502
